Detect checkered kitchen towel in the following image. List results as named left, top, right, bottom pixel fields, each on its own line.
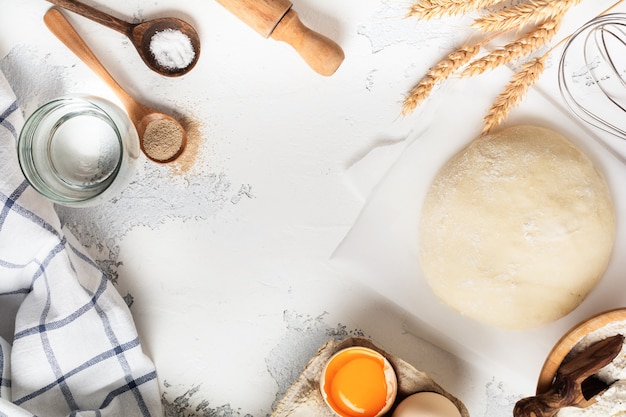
left=0, top=71, right=163, bottom=416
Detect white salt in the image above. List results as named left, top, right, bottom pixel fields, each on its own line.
left=149, top=29, right=195, bottom=70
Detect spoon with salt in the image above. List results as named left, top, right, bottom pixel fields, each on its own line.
left=46, top=0, right=200, bottom=77
left=44, top=7, right=187, bottom=163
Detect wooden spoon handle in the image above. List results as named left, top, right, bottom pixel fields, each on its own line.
left=270, top=9, right=344, bottom=76
left=46, top=0, right=131, bottom=36
left=558, top=334, right=624, bottom=381
left=44, top=8, right=148, bottom=122
left=514, top=383, right=575, bottom=417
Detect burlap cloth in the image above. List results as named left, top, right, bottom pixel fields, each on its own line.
left=272, top=337, right=470, bottom=417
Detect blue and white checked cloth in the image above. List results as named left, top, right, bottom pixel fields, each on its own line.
left=0, top=70, right=163, bottom=416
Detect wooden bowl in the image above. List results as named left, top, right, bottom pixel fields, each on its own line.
left=536, top=308, right=626, bottom=394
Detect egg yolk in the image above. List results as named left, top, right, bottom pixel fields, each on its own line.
left=323, top=348, right=389, bottom=417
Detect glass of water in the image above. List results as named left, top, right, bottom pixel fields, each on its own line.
left=18, top=95, right=140, bottom=207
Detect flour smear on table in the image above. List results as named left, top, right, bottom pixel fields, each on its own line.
left=0, top=44, right=254, bottom=298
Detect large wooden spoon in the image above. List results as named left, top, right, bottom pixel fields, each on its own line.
left=46, top=0, right=200, bottom=77
left=513, top=334, right=624, bottom=417
left=44, top=7, right=186, bottom=163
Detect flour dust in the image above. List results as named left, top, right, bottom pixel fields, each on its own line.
left=1, top=44, right=254, bottom=302
left=160, top=312, right=365, bottom=417
left=266, top=310, right=365, bottom=407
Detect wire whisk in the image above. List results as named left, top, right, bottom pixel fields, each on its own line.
left=559, top=13, right=626, bottom=140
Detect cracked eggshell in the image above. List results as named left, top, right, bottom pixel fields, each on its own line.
left=320, top=346, right=398, bottom=417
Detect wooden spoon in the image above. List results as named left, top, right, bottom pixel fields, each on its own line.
left=44, top=7, right=186, bottom=163
left=537, top=308, right=626, bottom=394
left=46, top=0, right=200, bottom=77
left=513, top=334, right=624, bottom=417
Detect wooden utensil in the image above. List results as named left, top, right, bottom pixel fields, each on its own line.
left=513, top=334, right=624, bottom=417
left=537, top=308, right=626, bottom=394
left=44, top=7, right=187, bottom=163
left=215, top=0, right=344, bottom=76
left=46, top=0, right=200, bottom=77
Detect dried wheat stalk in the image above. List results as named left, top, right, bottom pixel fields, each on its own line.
left=404, top=0, right=622, bottom=132
left=471, top=0, right=581, bottom=33
left=462, top=18, right=561, bottom=77
left=402, top=44, right=482, bottom=115
left=407, top=0, right=504, bottom=19
left=482, top=56, right=547, bottom=134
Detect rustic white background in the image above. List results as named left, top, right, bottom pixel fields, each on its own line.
left=2, top=0, right=624, bottom=416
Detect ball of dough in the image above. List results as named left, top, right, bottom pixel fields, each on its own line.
left=419, top=125, right=615, bottom=329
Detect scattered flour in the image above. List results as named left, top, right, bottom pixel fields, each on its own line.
left=0, top=45, right=68, bottom=116
left=158, top=314, right=366, bottom=417
left=356, top=0, right=468, bottom=53
left=1, top=43, right=254, bottom=297
left=161, top=381, right=253, bottom=417
left=265, top=311, right=365, bottom=406
left=483, top=380, right=521, bottom=417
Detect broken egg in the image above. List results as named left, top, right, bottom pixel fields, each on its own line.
left=320, top=346, right=397, bottom=417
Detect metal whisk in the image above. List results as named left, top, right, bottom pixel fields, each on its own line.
left=559, top=13, right=626, bottom=140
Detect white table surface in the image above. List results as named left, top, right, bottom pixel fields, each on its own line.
left=2, top=1, right=624, bottom=416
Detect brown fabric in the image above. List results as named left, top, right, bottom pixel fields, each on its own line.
left=271, top=337, right=470, bottom=417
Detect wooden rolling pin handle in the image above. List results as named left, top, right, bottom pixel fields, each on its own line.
left=270, top=9, right=344, bottom=76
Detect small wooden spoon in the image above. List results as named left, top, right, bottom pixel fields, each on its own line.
left=46, top=0, right=200, bottom=77
left=44, top=7, right=186, bottom=163
left=513, top=334, right=624, bottom=417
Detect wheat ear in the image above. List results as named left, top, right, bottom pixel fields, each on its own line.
left=403, top=44, right=482, bottom=115
left=408, top=0, right=504, bottom=19
left=482, top=56, right=546, bottom=134
left=462, top=18, right=560, bottom=77
left=481, top=0, right=625, bottom=133
left=472, top=0, right=580, bottom=33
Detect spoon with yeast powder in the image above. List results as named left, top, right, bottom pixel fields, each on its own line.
left=45, top=8, right=186, bottom=163
left=46, top=0, right=200, bottom=77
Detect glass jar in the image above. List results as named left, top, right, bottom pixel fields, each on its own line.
left=18, top=95, right=140, bottom=207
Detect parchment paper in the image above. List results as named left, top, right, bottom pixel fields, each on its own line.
left=331, top=65, right=626, bottom=393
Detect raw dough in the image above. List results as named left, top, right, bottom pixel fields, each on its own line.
left=418, top=125, right=615, bottom=329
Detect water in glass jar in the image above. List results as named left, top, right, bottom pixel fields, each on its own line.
left=49, top=112, right=121, bottom=187
left=18, top=96, right=140, bottom=207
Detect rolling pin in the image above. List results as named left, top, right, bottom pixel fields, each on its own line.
left=215, top=0, right=344, bottom=76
